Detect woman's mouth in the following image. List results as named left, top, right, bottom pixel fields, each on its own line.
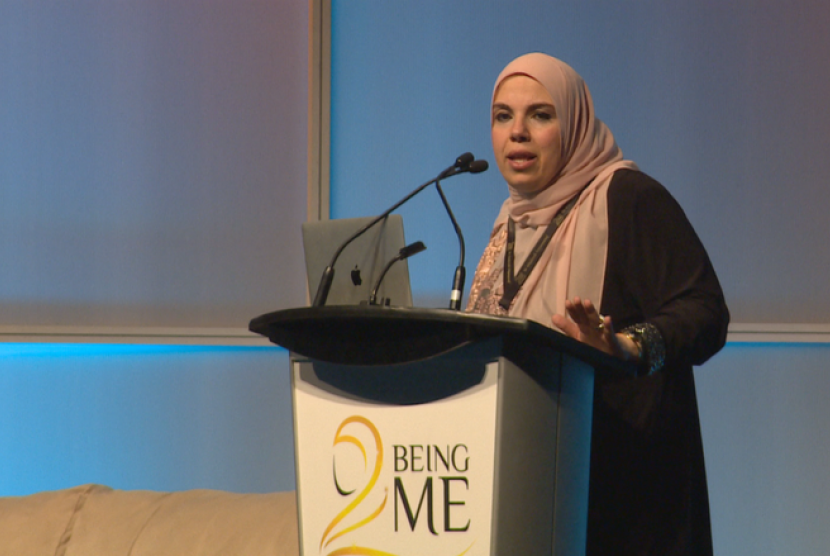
left=507, top=152, right=537, bottom=171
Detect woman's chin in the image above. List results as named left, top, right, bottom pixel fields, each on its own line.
left=508, top=179, right=548, bottom=197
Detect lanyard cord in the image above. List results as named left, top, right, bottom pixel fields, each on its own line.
left=499, top=191, right=583, bottom=311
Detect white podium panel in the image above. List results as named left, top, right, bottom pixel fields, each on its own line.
left=292, top=358, right=500, bottom=556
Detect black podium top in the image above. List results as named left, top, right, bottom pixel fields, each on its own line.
left=249, top=305, right=635, bottom=376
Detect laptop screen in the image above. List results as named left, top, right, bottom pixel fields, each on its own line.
left=301, top=215, right=414, bottom=307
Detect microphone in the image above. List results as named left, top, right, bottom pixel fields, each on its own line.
left=434, top=157, right=489, bottom=310
left=456, top=152, right=475, bottom=168
left=468, top=159, right=489, bottom=174
left=438, top=152, right=475, bottom=180
left=311, top=153, right=486, bottom=307
left=368, top=241, right=427, bottom=306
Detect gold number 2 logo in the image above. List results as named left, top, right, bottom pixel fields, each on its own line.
left=320, top=416, right=388, bottom=553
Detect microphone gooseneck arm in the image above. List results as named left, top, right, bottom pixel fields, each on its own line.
left=311, top=153, right=482, bottom=307
left=434, top=180, right=466, bottom=310
left=438, top=158, right=489, bottom=310
left=434, top=181, right=465, bottom=267
left=369, top=241, right=427, bottom=305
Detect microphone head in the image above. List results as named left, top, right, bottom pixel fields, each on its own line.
left=468, top=159, right=489, bottom=174
left=399, top=241, right=427, bottom=259
left=454, top=152, right=474, bottom=170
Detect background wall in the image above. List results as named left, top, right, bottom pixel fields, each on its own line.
left=3, top=2, right=830, bottom=555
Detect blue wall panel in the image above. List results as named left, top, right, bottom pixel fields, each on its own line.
left=696, top=343, right=830, bottom=555
left=0, top=344, right=295, bottom=496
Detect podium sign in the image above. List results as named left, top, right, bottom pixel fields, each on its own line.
left=292, top=357, right=500, bottom=556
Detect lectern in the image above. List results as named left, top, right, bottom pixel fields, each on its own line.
left=249, top=306, right=632, bottom=556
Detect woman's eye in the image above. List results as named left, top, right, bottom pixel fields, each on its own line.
left=494, top=112, right=511, bottom=122
left=534, top=111, right=554, bottom=121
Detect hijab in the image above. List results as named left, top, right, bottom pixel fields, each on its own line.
left=468, top=53, right=637, bottom=327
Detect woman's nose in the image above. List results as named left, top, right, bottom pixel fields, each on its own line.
left=510, top=118, right=529, bottom=141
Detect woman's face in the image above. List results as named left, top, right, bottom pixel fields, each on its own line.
left=491, top=75, right=562, bottom=195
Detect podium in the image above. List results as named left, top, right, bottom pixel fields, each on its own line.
left=249, top=306, right=633, bottom=556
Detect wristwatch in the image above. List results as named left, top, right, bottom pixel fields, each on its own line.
left=621, top=323, right=665, bottom=377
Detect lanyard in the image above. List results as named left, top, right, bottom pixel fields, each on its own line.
left=499, top=192, right=582, bottom=310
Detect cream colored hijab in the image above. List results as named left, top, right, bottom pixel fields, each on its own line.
left=468, top=53, right=637, bottom=327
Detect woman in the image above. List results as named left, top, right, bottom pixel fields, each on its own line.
left=467, top=53, right=729, bottom=556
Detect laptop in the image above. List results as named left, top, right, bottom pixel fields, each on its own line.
left=302, top=215, right=414, bottom=307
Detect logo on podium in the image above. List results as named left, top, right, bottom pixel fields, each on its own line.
left=315, top=415, right=478, bottom=556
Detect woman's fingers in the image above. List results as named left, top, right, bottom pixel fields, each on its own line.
left=565, top=297, right=603, bottom=330
left=554, top=298, right=629, bottom=359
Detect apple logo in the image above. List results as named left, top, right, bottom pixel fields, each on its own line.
left=350, top=265, right=362, bottom=286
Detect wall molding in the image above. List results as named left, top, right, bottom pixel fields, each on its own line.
left=307, top=0, right=330, bottom=223
left=726, top=323, right=830, bottom=344
left=0, top=326, right=274, bottom=346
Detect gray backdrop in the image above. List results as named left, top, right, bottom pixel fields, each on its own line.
left=1, top=0, right=307, bottom=328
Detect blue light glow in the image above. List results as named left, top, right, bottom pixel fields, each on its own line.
left=0, top=343, right=295, bottom=497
